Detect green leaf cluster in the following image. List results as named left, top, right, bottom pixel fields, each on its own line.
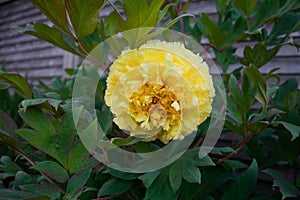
left=0, top=0, right=299, bottom=199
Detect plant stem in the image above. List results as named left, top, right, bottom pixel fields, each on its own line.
left=14, top=148, right=67, bottom=195
left=192, top=136, right=204, bottom=148
left=216, top=132, right=255, bottom=164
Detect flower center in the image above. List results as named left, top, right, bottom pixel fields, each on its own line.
left=129, top=83, right=181, bottom=132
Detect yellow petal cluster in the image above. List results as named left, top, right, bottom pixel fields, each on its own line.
left=105, top=40, right=215, bottom=144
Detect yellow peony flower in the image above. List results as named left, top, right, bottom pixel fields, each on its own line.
left=105, top=40, right=215, bottom=144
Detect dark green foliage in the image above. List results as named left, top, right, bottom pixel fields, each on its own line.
left=0, top=0, right=299, bottom=199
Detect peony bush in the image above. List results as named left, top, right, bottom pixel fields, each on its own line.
left=0, top=0, right=299, bottom=199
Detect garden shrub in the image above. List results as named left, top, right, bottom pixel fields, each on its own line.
left=0, top=0, right=300, bottom=199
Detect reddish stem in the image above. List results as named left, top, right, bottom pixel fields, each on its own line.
left=216, top=132, right=255, bottom=164
left=192, top=136, right=204, bottom=148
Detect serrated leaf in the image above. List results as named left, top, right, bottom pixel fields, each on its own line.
left=31, top=161, right=69, bottom=183
left=263, top=169, right=299, bottom=199
left=98, top=178, right=133, bottom=197
left=222, top=160, right=258, bottom=200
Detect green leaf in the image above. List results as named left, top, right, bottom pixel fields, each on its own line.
left=145, top=169, right=175, bottom=200
left=225, top=120, right=244, bottom=135
left=96, top=104, right=113, bottom=135
left=0, top=189, right=42, bottom=199
left=14, top=171, right=36, bottom=189
left=241, top=43, right=280, bottom=68
left=200, top=13, right=227, bottom=49
left=67, top=140, right=97, bottom=174
left=210, top=147, right=236, bottom=155
left=30, top=0, right=69, bottom=33
left=157, top=3, right=175, bottom=24
left=222, top=160, right=248, bottom=171
left=245, top=66, right=268, bottom=109
left=232, top=0, right=257, bottom=16
left=272, top=78, right=298, bottom=105
left=110, top=137, right=142, bottom=147
left=65, top=0, right=104, bottom=38
left=183, top=167, right=232, bottom=199
left=241, top=71, right=257, bottom=114
left=0, top=110, right=22, bottom=151
left=18, top=107, right=56, bottom=136
left=98, top=178, right=133, bottom=197
left=267, top=12, right=300, bottom=45
left=20, top=183, right=61, bottom=200
left=222, top=160, right=258, bottom=200
left=273, top=121, right=300, bottom=141
left=215, top=47, right=238, bottom=73
left=228, top=74, right=241, bottom=102
left=15, top=128, right=65, bottom=163
left=117, top=0, right=165, bottom=30
left=139, top=170, right=160, bottom=188
left=65, top=169, right=91, bottom=200
left=216, top=0, right=229, bottom=15
left=263, top=169, right=299, bottom=199
left=182, top=164, right=201, bottom=184
left=31, top=161, right=69, bottom=183
left=0, top=156, right=22, bottom=179
left=0, top=72, right=32, bottom=98
left=282, top=90, right=300, bottom=111
left=249, top=0, right=280, bottom=31
left=21, top=98, right=62, bottom=111
left=104, top=168, right=141, bottom=180
left=227, top=96, right=243, bottom=124
left=20, top=22, right=82, bottom=56
left=169, top=164, right=182, bottom=193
